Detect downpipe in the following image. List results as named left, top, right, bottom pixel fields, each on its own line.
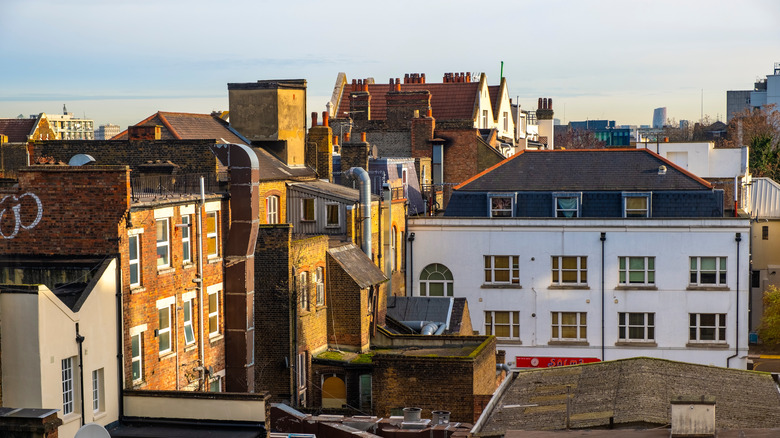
left=727, top=232, right=742, bottom=368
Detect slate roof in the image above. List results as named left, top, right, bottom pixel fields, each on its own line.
left=253, top=147, right=315, bottom=181
left=386, top=296, right=468, bottom=335
left=288, top=180, right=379, bottom=203
left=335, top=82, right=480, bottom=120
left=476, top=357, right=780, bottom=434
left=488, top=85, right=501, bottom=120
left=0, top=118, right=36, bottom=142
left=456, top=149, right=713, bottom=192
left=327, top=244, right=387, bottom=288
left=113, top=112, right=246, bottom=144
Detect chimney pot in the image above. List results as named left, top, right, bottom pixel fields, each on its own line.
left=311, top=111, right=318, bottom=127
left=361, top=132, right=367, bottom=142
left=322, top=111, right=329, bottom=127
left=538, top=98, right=543, bottom=109
left=345, top=132, right=351, bottom=142
left=395, top=79, right=401, bottom=92
left=389, top=78, right=394, bottom=85
left=548, top=98, right=553, bottom=110
left=421, top=73, right=426, bottom=84
left=466, top=72, right=471, bottom=82
left=427, top=108, right=433, bottom=118
left=404, top=73, right=409, bottom=84
left=352, top=79, right=357, bottom=91
left=333, top=135, right=338, bottom=145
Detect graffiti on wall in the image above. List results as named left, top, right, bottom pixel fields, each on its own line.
left=0, top=192, right=43, bottom=239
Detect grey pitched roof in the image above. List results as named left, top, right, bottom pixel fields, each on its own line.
left=476, top=357, right=780, bottom=434
left=386, top=296, right=468, bottom=334
left=252, top=146, right=315, bottom=181
left=327, top=244, right=387, bottom=288
left=289, top=180, right=380, bottom=203
left=457, top=149, right=713, bottom=192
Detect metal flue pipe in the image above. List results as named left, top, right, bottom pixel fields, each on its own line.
left=346, top=167, right=372, bottom=256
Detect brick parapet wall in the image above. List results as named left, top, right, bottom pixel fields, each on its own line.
left=32, top=139, right=220, bottom=175
left=307, top=126, right=333, bottom=182
left=326, top=252, right=370, bottom=351
left=0, top=166, right=129, bottom=255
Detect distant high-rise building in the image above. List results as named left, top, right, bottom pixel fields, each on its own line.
left=652, top=107, right=667, bottom=129
left=727, top=63, right=780, bottom=121
left=95, top=123, right=120, bottom=140
left=47, top=105, right=94, bottom=140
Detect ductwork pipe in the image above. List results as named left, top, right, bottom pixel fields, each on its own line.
left=346, top=167, right=372, bottom=256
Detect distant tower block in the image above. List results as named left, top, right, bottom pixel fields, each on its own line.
left=653, top=107, right=667, bottom=129
left=537, top=98, right=555, bottom=150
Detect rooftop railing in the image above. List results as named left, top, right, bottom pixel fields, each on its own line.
left=131, top=172, right=227, bottom=201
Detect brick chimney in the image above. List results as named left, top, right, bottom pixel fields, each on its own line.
left=306, top=111, right=334, bottom=182
left=0, top=409, right=62, bottom=438
left=340, top=132, right=370, bottom=177
left=385, top=89, right=432, bottom=129
left=349, top=86, right=371, bottom=121
left=536, top=97, right=555, bottom=150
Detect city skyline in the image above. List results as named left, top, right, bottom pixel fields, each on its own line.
left=1, top=0, right=778, bottom=129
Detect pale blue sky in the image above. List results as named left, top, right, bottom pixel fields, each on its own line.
left=1, top=0, right=779, bottom=129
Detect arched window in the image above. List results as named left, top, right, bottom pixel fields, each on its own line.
left=266, top=195, right=279, bottom=224
left=419, top=263, right=453, bottom=297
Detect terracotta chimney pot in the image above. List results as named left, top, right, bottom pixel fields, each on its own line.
left=322, top=111, right=329, bottom=127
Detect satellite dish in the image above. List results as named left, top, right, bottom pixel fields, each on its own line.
left=68, top=154, right=96, bottom=166
left=75, top=423, right=110, bottom=438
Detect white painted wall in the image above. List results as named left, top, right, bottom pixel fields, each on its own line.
left=1, top=259, right=119, bottom=438
left=638, top=142, right=747, bottom=179
left=407, top=218, right=750, bottom=369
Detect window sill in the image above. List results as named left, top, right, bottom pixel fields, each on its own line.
left=325, top=225, right=340, bottom=229
left=686, top=286, right=730, bottom=291
left=157, top=267, right=175, bottom=275
left=615, top=341, right=657, bottom=347
left=495, top=339, right=523, bottom=345
left=184, top=344, right=197, bottom=353
left=209, top=334, right=224, bottom=344
left=207, top=257, right=222, bottom=265
left=300, top=220, right=316, bottom=223
left=481, top=284, right=522, bottom=289
left=159, top=351, right=176, bottom=361
left=548, top=285, right=590, bottom=290
left=615, top=285, right=657, bottom=290
left=183, top=262, right=196, bottom=269
left=92, top=411, right=107, bottom=422
left=132, top=380, right=146, bottom=389
left=548, top=340, right=589, bottom=346
left=686, top=342, right=729, bottom=349
left=61, top=412, right=81, bottom=425
left=130, top=286, right=145, bottom=294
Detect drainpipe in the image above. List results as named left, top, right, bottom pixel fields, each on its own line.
left=75, top=323, right=86, bottom=426
left=196, top=177, right=205, bottom=390
left=346, top=167, right=372, bottom=256
left=407, top=232, right=415, bottom=297
left=600, top=232, right=606, bottom=361
left=383, top=183, right=392, bottom=295
left=727, top=232, right=742, bottom=368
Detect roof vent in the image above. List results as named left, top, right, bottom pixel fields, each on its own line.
left=670, top=395, right=715, bottom=437
left=68, top=154, right=95, bottom=166
left=658, top=165, right=667, bottom=175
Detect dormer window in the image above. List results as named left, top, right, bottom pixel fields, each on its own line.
left=554, top=193, right=581, bottom=218
left=489, top=194, right=514, bottom=217
left=623, top=193, right=651, bottom=218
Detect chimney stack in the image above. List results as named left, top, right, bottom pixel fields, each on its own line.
left=311, top=111, right=318, bottom=127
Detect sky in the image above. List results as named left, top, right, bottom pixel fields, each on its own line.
left=1, top=0, right=779, bottom=130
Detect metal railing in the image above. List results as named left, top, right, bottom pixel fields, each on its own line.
left=131, top=172, right=226, bottom=201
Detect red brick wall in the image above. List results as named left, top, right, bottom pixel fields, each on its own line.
left=326, top=252, right=371, bottom=351
left=122, top=199, right=226, bottom=391
left=0, top=166, right=129, bottom=255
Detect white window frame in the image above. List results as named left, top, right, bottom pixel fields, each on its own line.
left=181, top=214, right=192, bottom=264
left=299, top=271, right=309, bottom=310
left=301, top=198, right=315, bottom=222
left=266, top=195, right=280, bottom=224
left=325, top=203, right=340, bottom=228
left=62, top=356, right=76, bottom=415
left=183, top=298, right=195, bottom=345
left=552, top=256, right=587, bottom=286
left=315, top=267, right=324, bottom=306
left=130, top=324, right=146, bottom=383
left=618, top=312, right=655, bottom=342
left=482, top=109, right=488, bottom=129
left=156, top=218, right=170, bottom=268
left=690, top=256, right=727, bottom=286
left=92, top=368, right=105, bottom=414
left=391, top=226, right=397, bottom=272
left=206, top=211, right=219, bottom=258
left=128, top=229, right=143, bottom=287
left=419, top=263, right=454, bottom=297
left=503, top=111, right=509, bottom=133
left=623, top=192, right=651, bottom=218
left=207, top=283, right=222, bottom=337
left=689, top=313, right=727, bottom=343
left=488, top=194, right=514, bottom=218
left=297, top=352, right=307, bottom=407
left=551, top=312, right=587, bottom=341
left=484, top=255, right=520, bottom=285
left=484, top=310, right=520, bottom=339
left=618, top=256, right=655, bottom=286
left=553, top=193, right=581, bottom=218
left=157, top=297, right=174, bottom=355
left=401, top=168, right=408, bottom=198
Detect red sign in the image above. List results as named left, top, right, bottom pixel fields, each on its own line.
left=516, top=356, right=601, bottom=368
